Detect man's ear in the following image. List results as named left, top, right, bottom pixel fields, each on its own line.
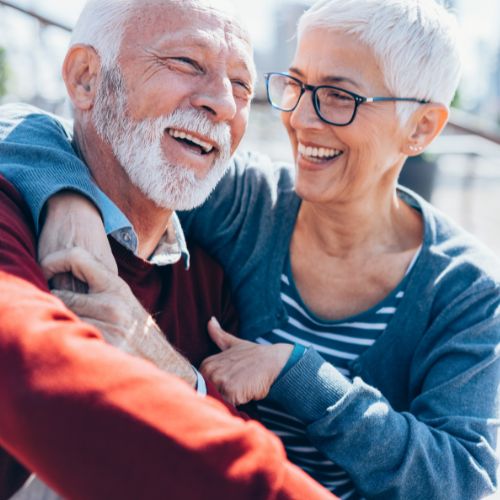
left=402, top=103, right=449, bottom=156
left=62, top=45, right=101, bottom=111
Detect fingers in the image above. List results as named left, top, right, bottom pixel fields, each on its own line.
left=207, top=317, right=240, bottom=351
left=38, top=191, right=118, bottom=275
left=199, top=360, right=240, bottom=406
left=41, top=248, right=117, bottom=293
left=52, top=289, right=93, bottom=315
left=199, top=352, right=248, bottom=406
left=51, top=272, right=89, bottom=293
left=51, top=288, right=120, bottom=324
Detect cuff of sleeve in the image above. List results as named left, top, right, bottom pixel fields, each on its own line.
left=268, top=348, right=352, bottom=423
left=193, top=367, right=207, bottom=397
left=18, top=183, right=103, bottom=235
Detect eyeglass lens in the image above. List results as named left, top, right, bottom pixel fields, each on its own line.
left=267, top=73, right=357, bottom=125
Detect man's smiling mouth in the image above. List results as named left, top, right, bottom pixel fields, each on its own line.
left=167, top=128, right=216, bottom=155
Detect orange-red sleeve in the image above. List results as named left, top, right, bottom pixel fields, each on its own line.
left=0, top=177, right=335, bottom=499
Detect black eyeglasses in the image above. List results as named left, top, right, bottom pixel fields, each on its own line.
left=265, top=72, right=430, bottom=126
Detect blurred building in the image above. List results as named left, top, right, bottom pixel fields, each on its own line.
left=254, top=1, right=308, bottom=98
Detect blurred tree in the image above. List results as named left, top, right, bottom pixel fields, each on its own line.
left=0, top=47, right=8, bottom=97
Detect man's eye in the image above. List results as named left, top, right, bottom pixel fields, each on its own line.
left=232, top=81, right=252, bottom=99
left=167, top=57, right=202, bottom=73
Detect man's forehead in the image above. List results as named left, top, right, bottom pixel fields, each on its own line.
left=127, top=0, right=251, bottom=43
left=122, top=1, right=255, bottom=74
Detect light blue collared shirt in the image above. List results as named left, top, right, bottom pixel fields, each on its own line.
left=99, top=189, right=190, bottom=269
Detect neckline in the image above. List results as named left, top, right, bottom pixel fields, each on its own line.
left=282, top=250, right=414, bottom=325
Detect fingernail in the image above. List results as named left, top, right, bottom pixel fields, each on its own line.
left=210, top=316, right=221, bottom=328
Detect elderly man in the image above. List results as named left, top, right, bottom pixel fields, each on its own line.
left=0, top=0, right=333, bottom=498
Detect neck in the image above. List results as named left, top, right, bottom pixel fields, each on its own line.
left=74, top=120, right=173, bottom=259
left=295, top=183, right=422, bottom=260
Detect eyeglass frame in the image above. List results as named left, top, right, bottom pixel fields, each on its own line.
left=264, top=72, right=430, bottom=127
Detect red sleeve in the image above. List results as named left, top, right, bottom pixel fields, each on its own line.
left=0, top=177, right=335, bottom=500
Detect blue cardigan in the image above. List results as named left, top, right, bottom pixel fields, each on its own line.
left=1, top=103, right=499, bottom=499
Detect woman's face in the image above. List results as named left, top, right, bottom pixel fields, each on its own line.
left=282, top=29, right=410, bottom=205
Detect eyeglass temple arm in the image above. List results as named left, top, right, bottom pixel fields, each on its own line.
left=367, top=97, right=430, bottom=104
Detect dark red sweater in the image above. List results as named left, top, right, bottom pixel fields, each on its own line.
left=0, top=177, right=333, bottom=500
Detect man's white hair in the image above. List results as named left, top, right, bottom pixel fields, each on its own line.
left=71, top=0, right=242, bottom=70
left=298, top=0, right=462, bottom=122
left=70, top=0, right=134, bottom=69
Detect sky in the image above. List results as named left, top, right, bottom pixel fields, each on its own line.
left=8, top=0, right=297, bottom=50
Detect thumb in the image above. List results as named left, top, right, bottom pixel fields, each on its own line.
left=207, top=317, right=240, bottom=351
left=41, top=248, right=114, bottom=293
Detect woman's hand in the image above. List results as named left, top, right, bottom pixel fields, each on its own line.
left=200, top=318, right=293, bottom=406
left=39, top=191, right=116, bottom=291
left=41, top=247, right=196, bottom=387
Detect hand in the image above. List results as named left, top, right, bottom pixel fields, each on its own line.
left=200, top=318, right=293, bottom=406
left=39, top=191, right=117, bottom=292
left=41, top=247, right=196, bottom=387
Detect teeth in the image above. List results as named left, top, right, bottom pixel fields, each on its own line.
left=168, top=129, right=214, bottom=153
left=298, top=143, right=342, bottom=159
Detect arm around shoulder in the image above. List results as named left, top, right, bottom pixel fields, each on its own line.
left=0, top=104, right=105, bottom=233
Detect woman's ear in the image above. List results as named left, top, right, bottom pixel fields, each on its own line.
left=62, top=45, right=101, bottom=112
left=403, top=103, right=449, bottom=156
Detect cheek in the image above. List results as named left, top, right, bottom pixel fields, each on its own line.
left=230, top=106, right=250, bottom=152
left=281, top=112, right=297, bottom=148
left=281, top=111, right=292, bottom=133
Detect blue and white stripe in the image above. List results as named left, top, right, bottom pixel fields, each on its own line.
left=255, top=253, right=417, bottom=499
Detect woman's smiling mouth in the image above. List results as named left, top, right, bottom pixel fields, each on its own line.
left=298, top=142, right=343, bottom=162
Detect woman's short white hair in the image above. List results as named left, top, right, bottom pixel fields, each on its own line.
left=71, top=0, right=241, bottom=70
left=298, top=0, right=462, bottom=122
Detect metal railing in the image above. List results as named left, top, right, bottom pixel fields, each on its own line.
left=0, top=0, right=71, bottom=32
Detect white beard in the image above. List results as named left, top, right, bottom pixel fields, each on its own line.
left=92, top=67, right=232, bottom=210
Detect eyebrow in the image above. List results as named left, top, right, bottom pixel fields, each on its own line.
left=155, top=33, right=213, bottom=51
left=288, top=67, right=361, bottom=89
left=153, top=33, right=255, bottom=83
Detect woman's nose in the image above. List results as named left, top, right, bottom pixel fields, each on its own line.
left=289, top=90, right=323, bottom=130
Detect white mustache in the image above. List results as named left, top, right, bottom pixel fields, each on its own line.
left=142, top=108, right=232, bottom=156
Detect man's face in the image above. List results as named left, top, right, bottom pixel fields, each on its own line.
left=92, top=1, right=255, bottom=210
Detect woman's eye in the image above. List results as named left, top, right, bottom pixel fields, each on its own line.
left=285, top=81, right=300, bottom=89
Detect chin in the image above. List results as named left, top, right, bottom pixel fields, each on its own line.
left=294, top=179, right=323, bottom=203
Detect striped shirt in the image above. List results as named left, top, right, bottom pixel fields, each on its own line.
left=255, top=252, right=419, bottom=499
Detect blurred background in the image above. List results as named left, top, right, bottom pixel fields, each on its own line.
left=1, top=0, right=500, bottom=255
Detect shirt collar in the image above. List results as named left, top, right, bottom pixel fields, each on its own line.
left=101, top=192, right=189, bottom=269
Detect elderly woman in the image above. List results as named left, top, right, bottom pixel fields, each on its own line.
left=1, top=0, right=498, bottom=499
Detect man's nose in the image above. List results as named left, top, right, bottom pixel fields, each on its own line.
left=190, top=77, right=237, bottom=122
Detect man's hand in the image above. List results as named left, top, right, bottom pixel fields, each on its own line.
left=41, top=247, right=196, bottom=387
left=200, top=318, right=293, bottom=406
left=40, top=191, right=116, bottom=291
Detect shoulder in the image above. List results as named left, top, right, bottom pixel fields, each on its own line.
left=401, top=187, right=500, bottom=287
left=400, top=188, right=500, bottom=333
left=0, top=103, right=72, bottom=144
left=204, top=150, right=297, bottom=210
left=0, top=176, right=44, bottom=287
left=179, top=150, right=299, bottom=247
left=0, top=175, right=34, bottom=230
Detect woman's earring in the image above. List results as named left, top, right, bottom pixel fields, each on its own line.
left=409, top=144, right=422, bottom=153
